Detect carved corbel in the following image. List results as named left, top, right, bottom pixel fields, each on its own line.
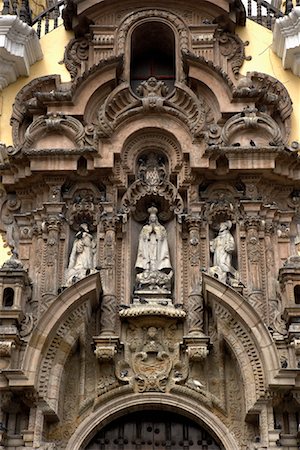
left=94, top=336, right=120, bottom=361
left=183, top=335, right=210, bottom=361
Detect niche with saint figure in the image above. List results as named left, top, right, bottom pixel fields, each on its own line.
left=130, top=22, right=176, bottom=94
left=208, top=220, right=239, bottom=287
left=131, top=152, right=176, bottom=304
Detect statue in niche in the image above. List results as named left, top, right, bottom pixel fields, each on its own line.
left=135, top=206, right=173, bottom=293
left=65, top=223, right=97, bottom=286
left=208, top=221, right=239, bottom=285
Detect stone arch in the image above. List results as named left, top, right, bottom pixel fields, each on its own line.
left=116, top=9, right=189, bottom=82
left=22, top=273, right=101, bottom=395
left=202, top=274, right=280, bottom=398
left=107, top=117, right=196, bottom=161
left=65, top=392, right=240, bottom=450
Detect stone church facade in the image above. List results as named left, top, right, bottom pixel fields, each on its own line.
left=0, top=0, right=300, bottom=449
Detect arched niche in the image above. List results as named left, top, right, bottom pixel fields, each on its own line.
left=65, top=392, right=239, bottom=450
left=130, top=21, right=176, bottom=95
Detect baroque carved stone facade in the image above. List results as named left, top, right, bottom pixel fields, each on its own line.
left=0, top=1, right=299, bottom=449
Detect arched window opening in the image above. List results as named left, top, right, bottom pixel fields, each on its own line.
left=130, top=22, right=176, bottom=95
left=294, top=285, right=300, bottom=304
left=3, top=287, right=14, bottom=307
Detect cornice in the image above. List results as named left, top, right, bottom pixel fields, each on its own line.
left=0, top=15, right=43, bottom=90
left=272, top=6, right=300, bottom=77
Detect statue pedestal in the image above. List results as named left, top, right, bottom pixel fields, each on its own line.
left=133, top=291, right=172, bottom=307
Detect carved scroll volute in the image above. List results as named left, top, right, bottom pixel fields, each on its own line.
left=185, top=215, right=204, bottom=336
left=99, top=215, right=119, bottom=336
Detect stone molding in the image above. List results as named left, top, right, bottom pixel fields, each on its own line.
left=272, top=6, right=300, bottom=76
left=65, top=392, right=240, bottom=450
left=0, top=15, right=43, bottom=90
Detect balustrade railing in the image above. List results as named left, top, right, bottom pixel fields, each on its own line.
left=1, top=0, right=299, bottom=37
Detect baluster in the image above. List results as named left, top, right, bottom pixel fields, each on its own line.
left=285, top=0, right=293, bottom=13
left=37, top=19, right=42, bottom=38
left=266, top=3, right=272, bottom=29
left=248, top=0, right=252, bottom=17
left=45, top=12, right=50, bottom=34
left=54, top=4, right=59, bottom=30
left=2, top=0, right=10, bottom=15
left=257, top=0, right=262, bottom=24
left=12, top=0, right=18, bottom=14
left=19, top=0, right=27, bottom=22
left=25, top=0, right=32, bottom=25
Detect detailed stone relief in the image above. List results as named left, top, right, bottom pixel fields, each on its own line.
left=116, top=322, right=186, bottom=393
left=1, top=2, right=300, bottom=449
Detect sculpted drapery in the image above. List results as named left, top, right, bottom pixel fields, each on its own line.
left=135, top=206, right=173, bottom=292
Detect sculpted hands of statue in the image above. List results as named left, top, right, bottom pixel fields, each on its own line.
left=135, top=206, right=173, bottom=293
left=208, top=221, right=239, bottom=285
left=65, top=223, right=97, bottom=286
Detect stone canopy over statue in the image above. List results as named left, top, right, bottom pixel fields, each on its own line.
left=135, top=206, right=173, bottom=294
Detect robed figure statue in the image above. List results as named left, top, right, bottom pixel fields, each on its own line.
left=208, top=221, right=239, bottom=285
left=135, top=206, right=173, bottom=293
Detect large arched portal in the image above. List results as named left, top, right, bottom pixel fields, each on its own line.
left=85, top=410, right=223, bottom=450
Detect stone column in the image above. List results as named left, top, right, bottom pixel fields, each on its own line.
left=99, top=215, right=118, bottom=336
left=95, top=215, right=120, bottom=361
left=42, top=214, right=63, bottom=295
left=184, top=216, right=209, bottom=360
left=186, top=215, right=204, bottom=335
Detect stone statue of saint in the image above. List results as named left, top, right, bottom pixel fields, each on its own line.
left=65, top=223, right=96, bottom=286
left=209, top=221, right=239, bottom=285
left=135, top=206, right=173, bottom=292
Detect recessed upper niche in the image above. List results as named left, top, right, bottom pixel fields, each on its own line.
left=130, top=22, right=175, bottom=95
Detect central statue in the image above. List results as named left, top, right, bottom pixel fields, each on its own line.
left=135, top=206, right=173, bottom=293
